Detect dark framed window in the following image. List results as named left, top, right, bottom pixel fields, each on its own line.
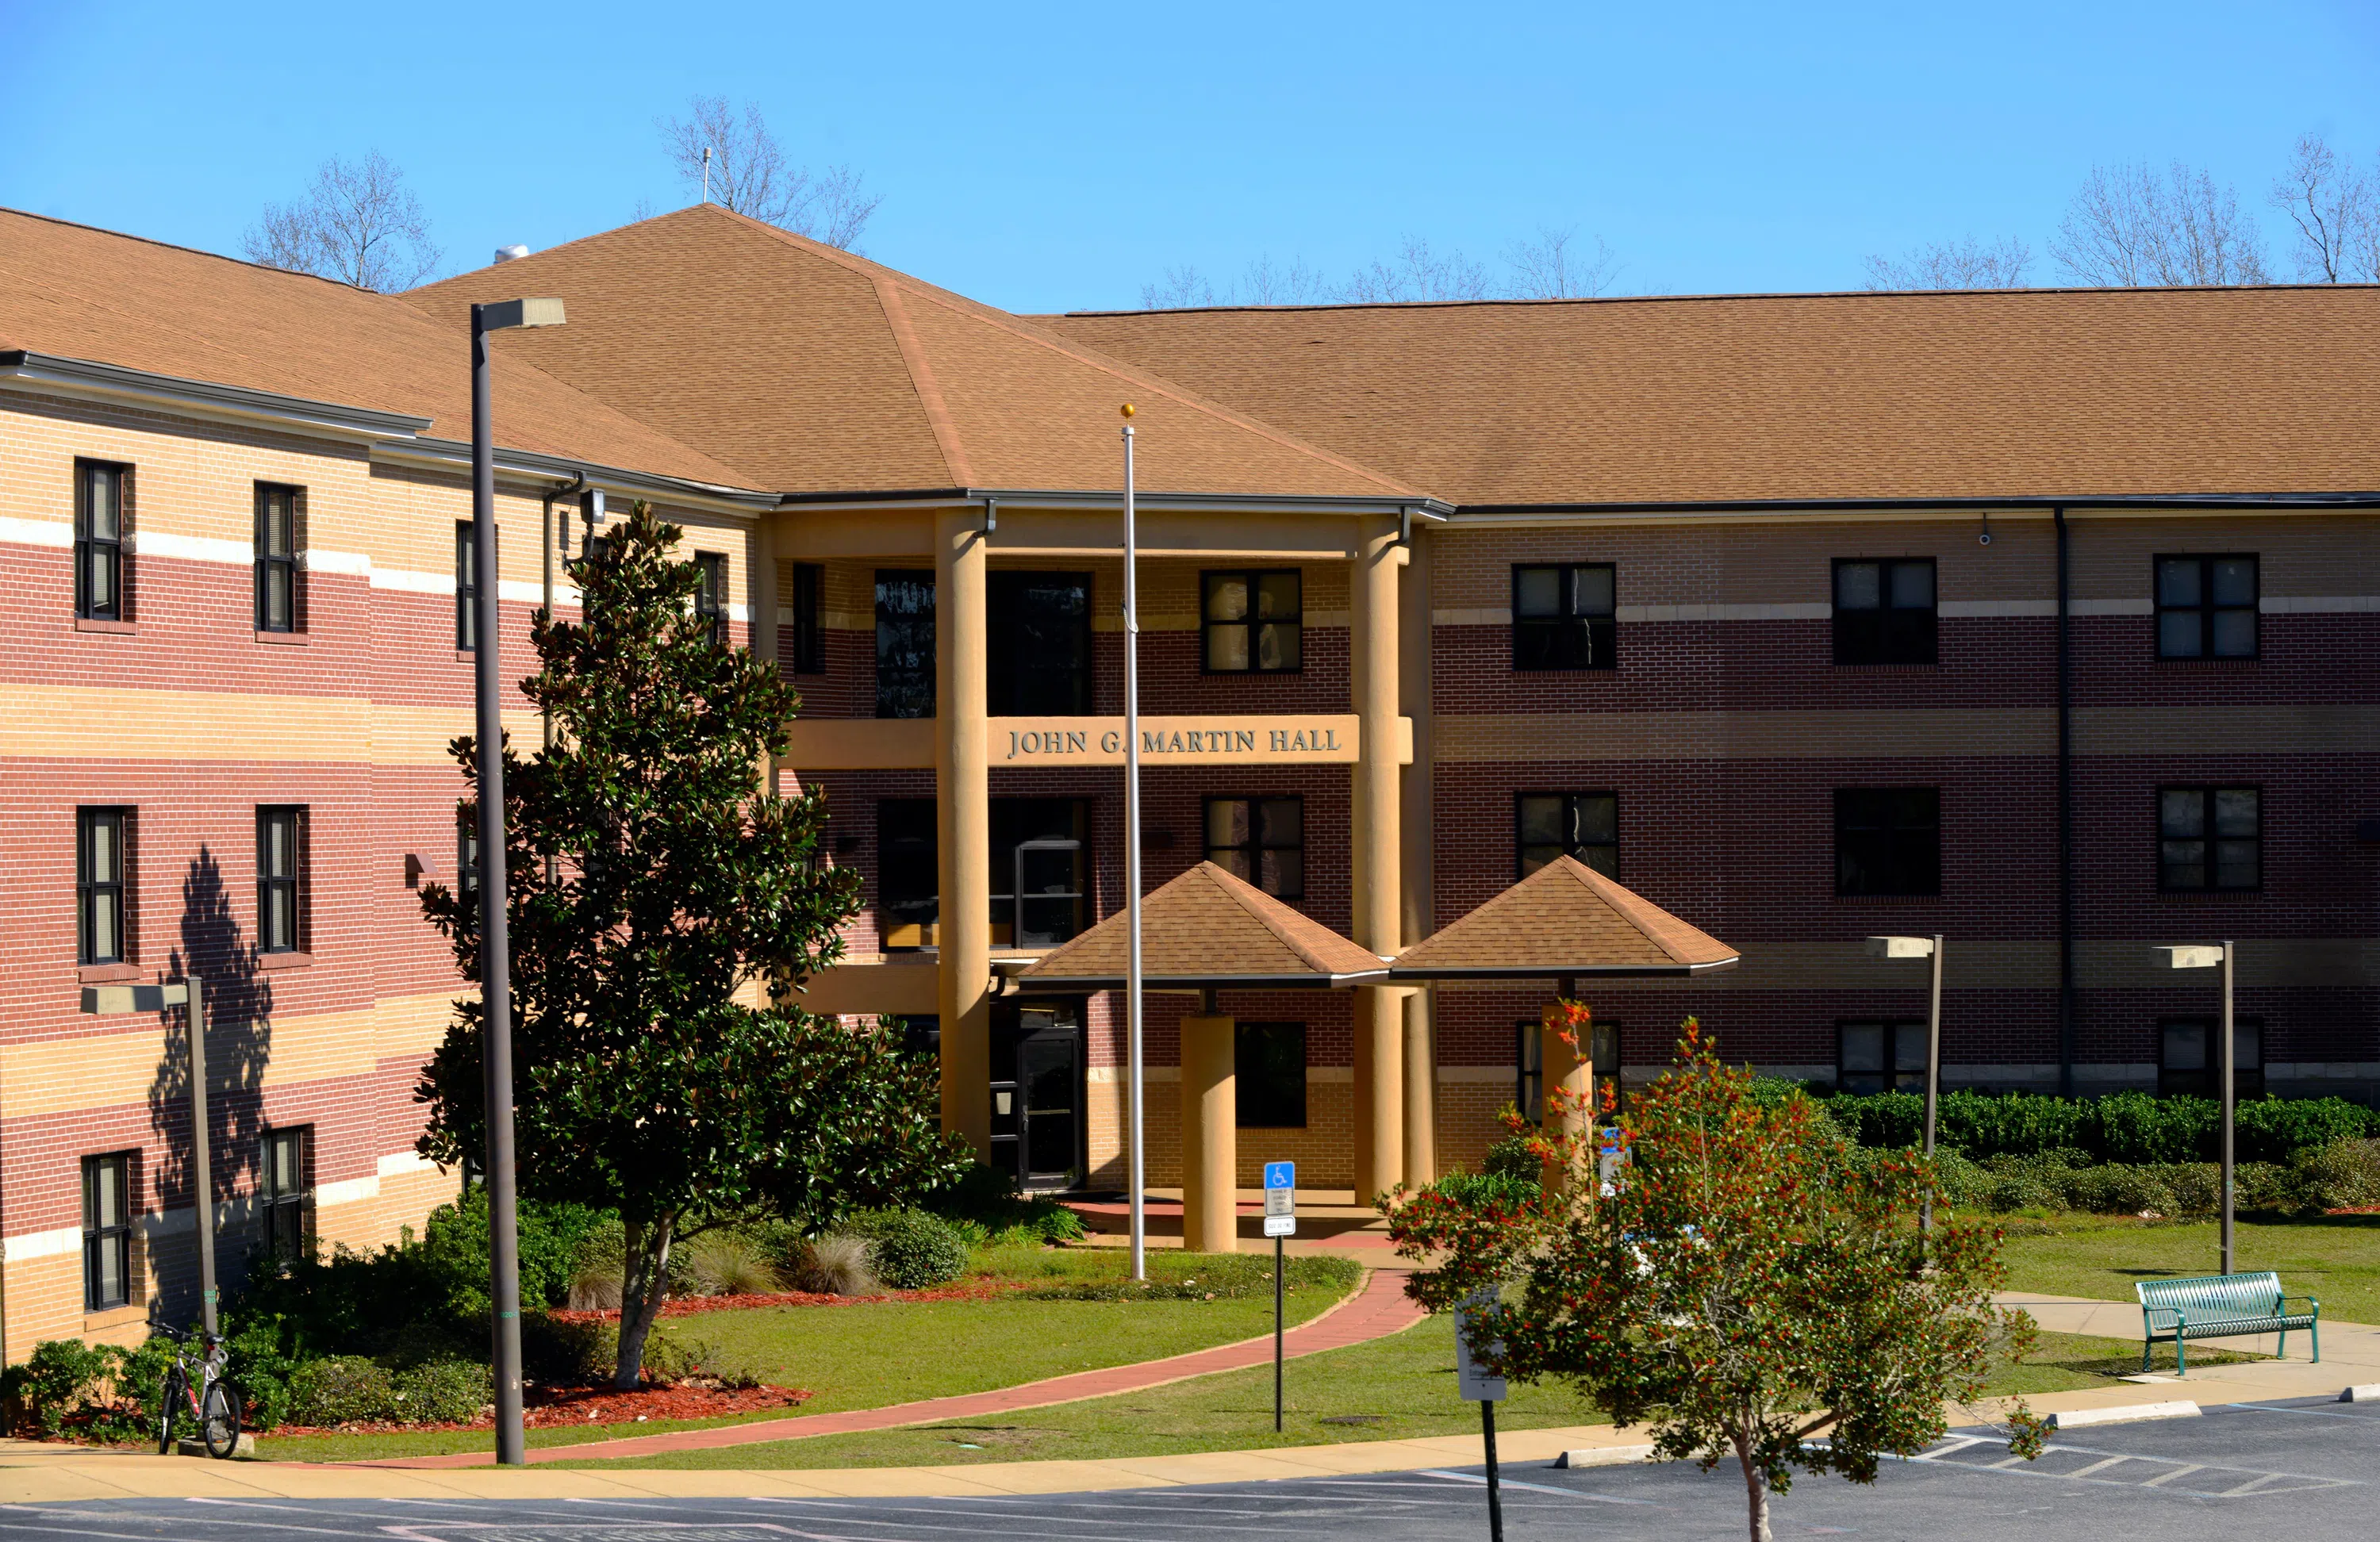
left=992, top=799, right=1088, bottom=949
left=787, top=562, right=826, bottom=674
left=77, top=807, right=130, bottom=966
left=1511, top=563, right=1616, bottom=670
left=1515, top=1017, right=1622, bottom=1121
left=1837, top=1020, right=1928, bottom=1095
left=261, top=1127, right=313, bottom=1265
left=878, top=798, right=939, bottom=949
left=255, top=483, right=303, bottom=633
left=1205, top=796, right=1303, bottom=899
left=1202, top=570, right=1302, bottom=673
left=257, top=806, right=306, bottom=954
left=1832, top=558, right=1937, bottom=666
left=83, top=1152, right=133, bottom=1311
left=2155, top=554, right=2258, bottom=659
left=455, top=521, right=478, bottom=650
left=989, top=570, right=1093, bottom=712
left=2159, top=786, right=2260, bottom=891
left=1834, top=787, right=1940, bottom=896
left=1235, top=1022, right=1307, bottom=1127
left=875, top=570, right=935, bottom=719
left=75, top=460, right=129, bottom=621
left=693, top=552, right=728, bottom=645
left=2159, top=1017, right=2264, bottom=1099
left=1516, top=792, right=1618, bottom=878
left=456, top=815, right=479, bottom=899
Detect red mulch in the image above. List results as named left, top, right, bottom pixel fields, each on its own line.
left=2327, top=1206, right=2380, bottom=1216
left=271, top=1379, right=812, bottom=1439
left=549, top=1280, right=1017, bottom=1323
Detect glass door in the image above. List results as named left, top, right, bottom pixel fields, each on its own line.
left=991, top=999, right=1084, bottom=1190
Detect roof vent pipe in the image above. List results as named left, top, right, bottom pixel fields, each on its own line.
left=493, top=244, right=531, bottom=264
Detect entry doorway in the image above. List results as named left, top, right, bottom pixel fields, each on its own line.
left=992, top=998, right=1085, bottom=1191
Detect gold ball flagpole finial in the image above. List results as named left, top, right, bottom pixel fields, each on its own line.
left=1120, top=402, right=1135, bottom=418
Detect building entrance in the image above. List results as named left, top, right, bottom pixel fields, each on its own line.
left=992, top=998, right=1085, bottom=1190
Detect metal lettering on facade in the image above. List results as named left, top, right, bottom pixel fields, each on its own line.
left=989, top=715, right=1361, bottom=765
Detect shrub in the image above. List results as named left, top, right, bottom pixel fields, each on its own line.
left=520, top=1316, right=716, bottom=1387
left=2, top=1338, right=155, bottom=1441
left=1812, top=1087, right=2375, bottom=1165
left=2295, top=1137, right=2380, bottom=1211
left=2241, top=1101, right=2380, bottom=1164
left=843, top=1208, right=970, bottom=1288
left=924, top=1161, right=1086, bottom=1246
left=678, top=1231, right=783, bottom=1297
left=786, top=1233, right=878, bottom=1295
left=1480, top=1133, right=1545, bottom=1183
left=2236, top=1161, right=2304, bottom=1213
left=286, top=1356, right=395, bottom=1425
left=391, top=1360, right=492, bottom=1424
left=2062, top=1164, right=2177, bottom=1217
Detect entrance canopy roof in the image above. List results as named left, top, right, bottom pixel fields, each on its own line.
left=1388, top=855, right=1740, bottom=980
left=1013, top=861, right=1389, bottom=989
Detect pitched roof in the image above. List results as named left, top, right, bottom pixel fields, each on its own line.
left=1389, top=856, right=1739, bottom=979
left=1015, top=861, right=1388, bottom=988
left=1038, top=286, right=2380, bottom=507
left=0, top=208, right=753, bottom=489
left=406, top=205, right=1418, bottom=501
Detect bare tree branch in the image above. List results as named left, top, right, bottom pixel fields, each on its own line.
left=1341, top=235, right=1491, bottom=302
left=2269, top=131, right=2375, bottom=282
left=241, top=151, right=443, bottom=292
left=1238, top=253, right=1333, bottom=305
left=1138, top=265, right=1219, bottom=309
left=1862, top=236, right=2033, bottom=291
left=2051, top=161, right=2269, bottom=286
left=658, top=95, right=881, bottom=251
left=1505, top=224, right=1620, bottom=298
left=1137, top=229, right=1626, bottom=310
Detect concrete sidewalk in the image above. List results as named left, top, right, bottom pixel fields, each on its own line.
left=1989, top=1289, right=2378, bottom=1410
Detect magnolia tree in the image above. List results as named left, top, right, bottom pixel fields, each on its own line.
left=420, top=502, right=967, bottom=1387
left=1388, top=1015, right=2044, bottom=1542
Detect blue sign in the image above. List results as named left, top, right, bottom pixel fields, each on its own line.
left=1264, top=1160, right=1296, bottom=1190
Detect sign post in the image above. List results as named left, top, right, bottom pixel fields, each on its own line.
left=1263, top=1160, right=1296, bottom=1432
left=1456, top=1287, right=1508, bottom=1542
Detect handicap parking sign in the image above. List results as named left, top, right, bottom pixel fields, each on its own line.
left=1265, top=1160, right=1295, bottom=1189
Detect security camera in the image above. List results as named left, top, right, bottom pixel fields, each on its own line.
left=1978, top=529, right=1994, bottom=546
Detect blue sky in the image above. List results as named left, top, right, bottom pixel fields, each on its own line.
left=4, top=2, right=2378, bottom=312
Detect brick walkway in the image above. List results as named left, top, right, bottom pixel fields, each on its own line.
left=362, top=1264, right=1423, bottom=1468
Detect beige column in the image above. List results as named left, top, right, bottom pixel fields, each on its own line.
left=1179, top=1014, right=1238, bottom=1253
left=1540, top=1004, right=1591, bottom=1199
left=1398, top=524, right=1436, bottom=1186
left=935, top=507, right=992, bottom=1154
left=1402, top=993, right=1435, bottom=1187
left=1349, top=516, right=1406, bottom=1199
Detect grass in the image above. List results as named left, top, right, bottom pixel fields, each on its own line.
left=256, top=1249, right=1359, bottom=1464
left=1998, top=1211, right=2380, bottom=1323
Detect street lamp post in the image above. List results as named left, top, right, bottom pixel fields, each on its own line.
left=2157, top=942, right=2236, bottom=1275
left=470, top=297, right=566, bottom=1466
left=81, top=980, right=215, bottom=1336
left=1865, top=934, right=1944, bottom=1234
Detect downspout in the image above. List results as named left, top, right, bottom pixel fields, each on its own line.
left=2055, top=507, right=2075, bottom=1097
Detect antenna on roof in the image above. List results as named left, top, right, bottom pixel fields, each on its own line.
left=701, top=146, right=712, bottom=205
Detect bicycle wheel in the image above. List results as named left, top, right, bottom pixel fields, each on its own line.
left=200, top=1379, right=241, bottom=1460
left=155, top=1369, right=183, bottom=1455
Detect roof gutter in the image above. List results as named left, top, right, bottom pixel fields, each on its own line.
left=1450, top=492, right=2380, bottom=517
left=1388, top=958, right=1741, bottom=980
left=0, top=349, right=432, bottom=442
left=376, top=436, right=780, bottom=517
left=775, top=485, right=1453, bottom=519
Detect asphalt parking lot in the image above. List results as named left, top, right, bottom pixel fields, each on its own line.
left=4, top=1396, right=2371, bottom=1540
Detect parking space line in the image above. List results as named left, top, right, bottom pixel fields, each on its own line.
left=2138, top=1463, right=2205, bottom=1487
left=2064, top=1456, right=2134, bottom=1478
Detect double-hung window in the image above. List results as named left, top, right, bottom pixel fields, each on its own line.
left=78, top=807, right=130, bottom=966
left=1202, top=570, right=1302, bottom=673
left=1205, top=796, right=1303, bottom=899
left=455, top=522, right=478, bottom=650
left=1837, top=1020, right=1929, bottom=1095
left=2159, top=786, right=2260, bottom=891
left=261, top=1128, right=312, bottom=1265
left=83, top=1153, right=133, bottom=1311
left=992, top=799, right=1088, bottom=949
left=786, top=562, right=826, bottom=674
left=2159, top=1018, right=2265, bottom=1098
left=1834, top=788, right=1941, bottom=896
left=1833, top=558, right=1937, bottom=666
left=1235, top=1022, right=1307, bottom=1127
left=257, top=807, right=306, bottom=953
left=875, top=570, right=935, bottom=718
left=75, top=460, right=129, bottom=621
left=2155, top=554, right=2258, bottom=658
left=255, top=484, right=302, bottom=632
left=693, top=552, right=728, bottom=645
left=877, top=798, right=939, bottom=948
left=1516, top=792, right=1618, bottom=878
left=1511, top=563, right=1616, bottom=670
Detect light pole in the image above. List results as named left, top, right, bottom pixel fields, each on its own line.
left=2157, top=942, right=2235, bottom=1275
left=470, top=297, right=566, bottom=1466
left=1119, top=403, right=1146, bottom=1282
left=82, top=980, right=215, bottom=1336
left=1866, top=934, right=1944, bottom=1234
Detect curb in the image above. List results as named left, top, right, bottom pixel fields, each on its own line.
left=1555, top=1443, right=1656, bottom=1468
left=2340, top=1383, right=2380, bottom=1402
left=2048, top=1401, right=2201, bottom=1429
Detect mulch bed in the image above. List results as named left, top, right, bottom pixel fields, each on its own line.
left=551, top=1280, right=1018, bottom=1323
left=271, top=1379, right=812, bottom=1439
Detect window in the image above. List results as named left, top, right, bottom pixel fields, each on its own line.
left=875, top=570, right=935, bottom=718
left=1205, top=796, right=1303, bottom=899
left=2159, top=786, right=2260, bottom=891
left=1511, top=563, right=1616, bottom=670
left=2159, top=1018, right=2264, bottom=1098
left=255, top=484, right=302, bottom=633
left=1514, top=1017, right=1621, bottom=1121
left=257, top=807, right=306, bottom=953
left=1516, top=792, right=1618, bottom=879
left=456, top=815, right=479, bottom=899
left=261, top=1127, right=312, bottom=1265
left=455, top=521, right=478, bottom=650
left=83, top=1153, right=133, bottom=1311
left=77, top=807, right=129, bottom=965
left=1832, top=558, right=1937, bottom=666
left=878, top=798, right=939, bottom=948
left=1202, top=570, right=1302, bottom=673
left=693, top=553, right=728, bottom=645
left=2156, top=554, right=2258, bottom=659
left=1235, top=1022, right=1307, bottom=1127
left=992, top=799, right=1087, bottom=948
left=787, top=562, right=826, bottom=674
left=1837, top=1020, right=1929, bottom=1095
left=75, top=460, right=128, bottom=621
left=1834, top=788, right=1941, bottom=896
left=989, top=571, right=1092, bottom=712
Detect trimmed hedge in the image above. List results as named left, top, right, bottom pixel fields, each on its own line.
left=1808, top=1087, right=2376, bottom=1164
left=840, top=1207, right=970, bottom=1288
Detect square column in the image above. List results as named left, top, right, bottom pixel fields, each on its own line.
left=935, top=508, right=992, bottom=1154
left=1180, top=1014, right=1238, bottom=1253
left=1350, top=516, right=1407, bottom=1197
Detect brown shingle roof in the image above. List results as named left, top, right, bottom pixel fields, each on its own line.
left=1389, top=855, right=1739, bottom=979
left=1038, top=286, right=2380, bottom=506
left=0, top=208, right=753, bottom=488
left=1015, top=861, right=1388, bottom=987
left=408, top=206, right=1418, bottom=501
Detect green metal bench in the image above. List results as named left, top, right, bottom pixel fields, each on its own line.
left=2136, top=1272, right=2319, bottom=1374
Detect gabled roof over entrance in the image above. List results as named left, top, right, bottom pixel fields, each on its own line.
left=1015, top=861, right=1388, bottom=988
left=1389, top=855, right=1740, bottom=980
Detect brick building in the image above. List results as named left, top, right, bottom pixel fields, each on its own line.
left=6, top=201, right=2377, bottom=1345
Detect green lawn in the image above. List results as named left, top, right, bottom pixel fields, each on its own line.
left=257, top=1249, right=1357, bottom=1463
left=1999, top=1213, right=2380, bottom=1323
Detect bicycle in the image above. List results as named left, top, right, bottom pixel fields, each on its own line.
left=148, top=1320, right=241, bottom=1459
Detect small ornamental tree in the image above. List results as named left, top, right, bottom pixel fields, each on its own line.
left=1389, top=1017, right=2044, bottom=1542
left=420, top=501, right=968, bottom=1388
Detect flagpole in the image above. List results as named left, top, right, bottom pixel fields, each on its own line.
left=1122, top=405, right=1146, bottom=1281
